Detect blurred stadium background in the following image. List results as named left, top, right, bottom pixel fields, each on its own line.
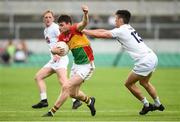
left=0, top=0, right=180, bottom=67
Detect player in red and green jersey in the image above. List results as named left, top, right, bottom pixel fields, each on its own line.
left=58, top=23, right=94, bottom=64
left=43, top=5, right=96, bottom=117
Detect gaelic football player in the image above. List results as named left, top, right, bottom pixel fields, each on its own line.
left=43, top=5, right=96, bottom=117
left=83, top=9, right=165, bottom=115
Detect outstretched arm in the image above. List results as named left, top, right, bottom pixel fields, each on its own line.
left=77, top=5, right=89, bottom=32
left=83, top=29, right=113, bottom=38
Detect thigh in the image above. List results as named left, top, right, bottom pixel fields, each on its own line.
left=35, top=67, right=54, bottom=79
left=125, top=71, right=142, bottom=85
left=69, top=74, right=84, bottom=87
left=55, top=68, right=68, bottom=85
left=139, top=72, right=152, bottom=84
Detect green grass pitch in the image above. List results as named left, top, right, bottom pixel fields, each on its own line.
left=0, top=67, right=180, bottom=121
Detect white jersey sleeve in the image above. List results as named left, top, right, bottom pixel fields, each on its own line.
left=110, top=28, right=123, bottom=38
left=110, top=24, right=153, bottom=62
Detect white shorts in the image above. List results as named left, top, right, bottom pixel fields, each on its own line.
left=70, top=62, right=95, bottom=81
left=43, top=55, right=69, bottom=70
left=132, top=52, right=158, bottom=76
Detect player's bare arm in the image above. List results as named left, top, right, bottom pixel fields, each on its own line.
left=83, top=29, right=112, bottom=38
left=77, top=5, right=89, bottom=32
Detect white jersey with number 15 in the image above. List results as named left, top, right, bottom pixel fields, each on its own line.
left=110, top=24, right=153, bottom=62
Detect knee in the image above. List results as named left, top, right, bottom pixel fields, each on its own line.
left=69, top=92, right=78, bottom=98
left=124, top=81, right=131, bottom=88
left=62, top=83, right=70, bottom=92
left=34, top=75, right=38, bottom=82
left=139, top=81, right=148, bottom=88
left=58, top=78, right=68, bottom=86
left=34, top=74, right=42, bottom=82
left=68, top=87, right=78, bottom=98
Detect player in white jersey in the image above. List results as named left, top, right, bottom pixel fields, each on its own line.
left=83, top=9, right=164, bottom=115
left=32, top=10, right=81, bottom=109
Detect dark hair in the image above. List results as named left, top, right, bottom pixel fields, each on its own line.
left=115, top=10, right=131, bottom=24
left=57, top=14, right=72, bottom=24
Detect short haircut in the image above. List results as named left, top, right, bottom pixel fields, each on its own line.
left=57, top=15, right=72, bottom=24
left=43, top=10, right=54, bottom=17
left=115, top=10, right=131, bottom=24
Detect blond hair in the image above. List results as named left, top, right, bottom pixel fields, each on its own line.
left=43, top=10, right=54, bottom=17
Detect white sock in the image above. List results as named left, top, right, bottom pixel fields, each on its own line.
left=88, top=99, right=92, bottom=105
left=40, top=92, right=47, bottom=100
left=141, top=97, right=149, bottom=107
left=72, top=98, right=76, bottom=102
left=154, top=97, right=161, bottom=107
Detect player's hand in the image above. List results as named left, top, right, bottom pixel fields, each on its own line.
left=82, top=29, right=87, bottom=33
left=57, top=47, right=65, bottom=56
left=82, top=5, right=88, bottom=14
left=51, top=47, right=64, bottom=56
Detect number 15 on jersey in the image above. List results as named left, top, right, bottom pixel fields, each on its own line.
left=131, top=31, right=143, bottom=43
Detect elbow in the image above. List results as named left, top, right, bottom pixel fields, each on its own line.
left=83, top=21, right=88, bottom=27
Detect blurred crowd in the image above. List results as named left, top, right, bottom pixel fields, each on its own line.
left=0, top=39, right=30, bottom=65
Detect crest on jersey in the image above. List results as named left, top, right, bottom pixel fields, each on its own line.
left=45, top=36, right=50, bottom=44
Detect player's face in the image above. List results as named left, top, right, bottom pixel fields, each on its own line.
left=59, top=22, right=71, bottom=33
left=115, top=15, right=123, bottom=28
left=43, top=12, right=54, bottom=27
